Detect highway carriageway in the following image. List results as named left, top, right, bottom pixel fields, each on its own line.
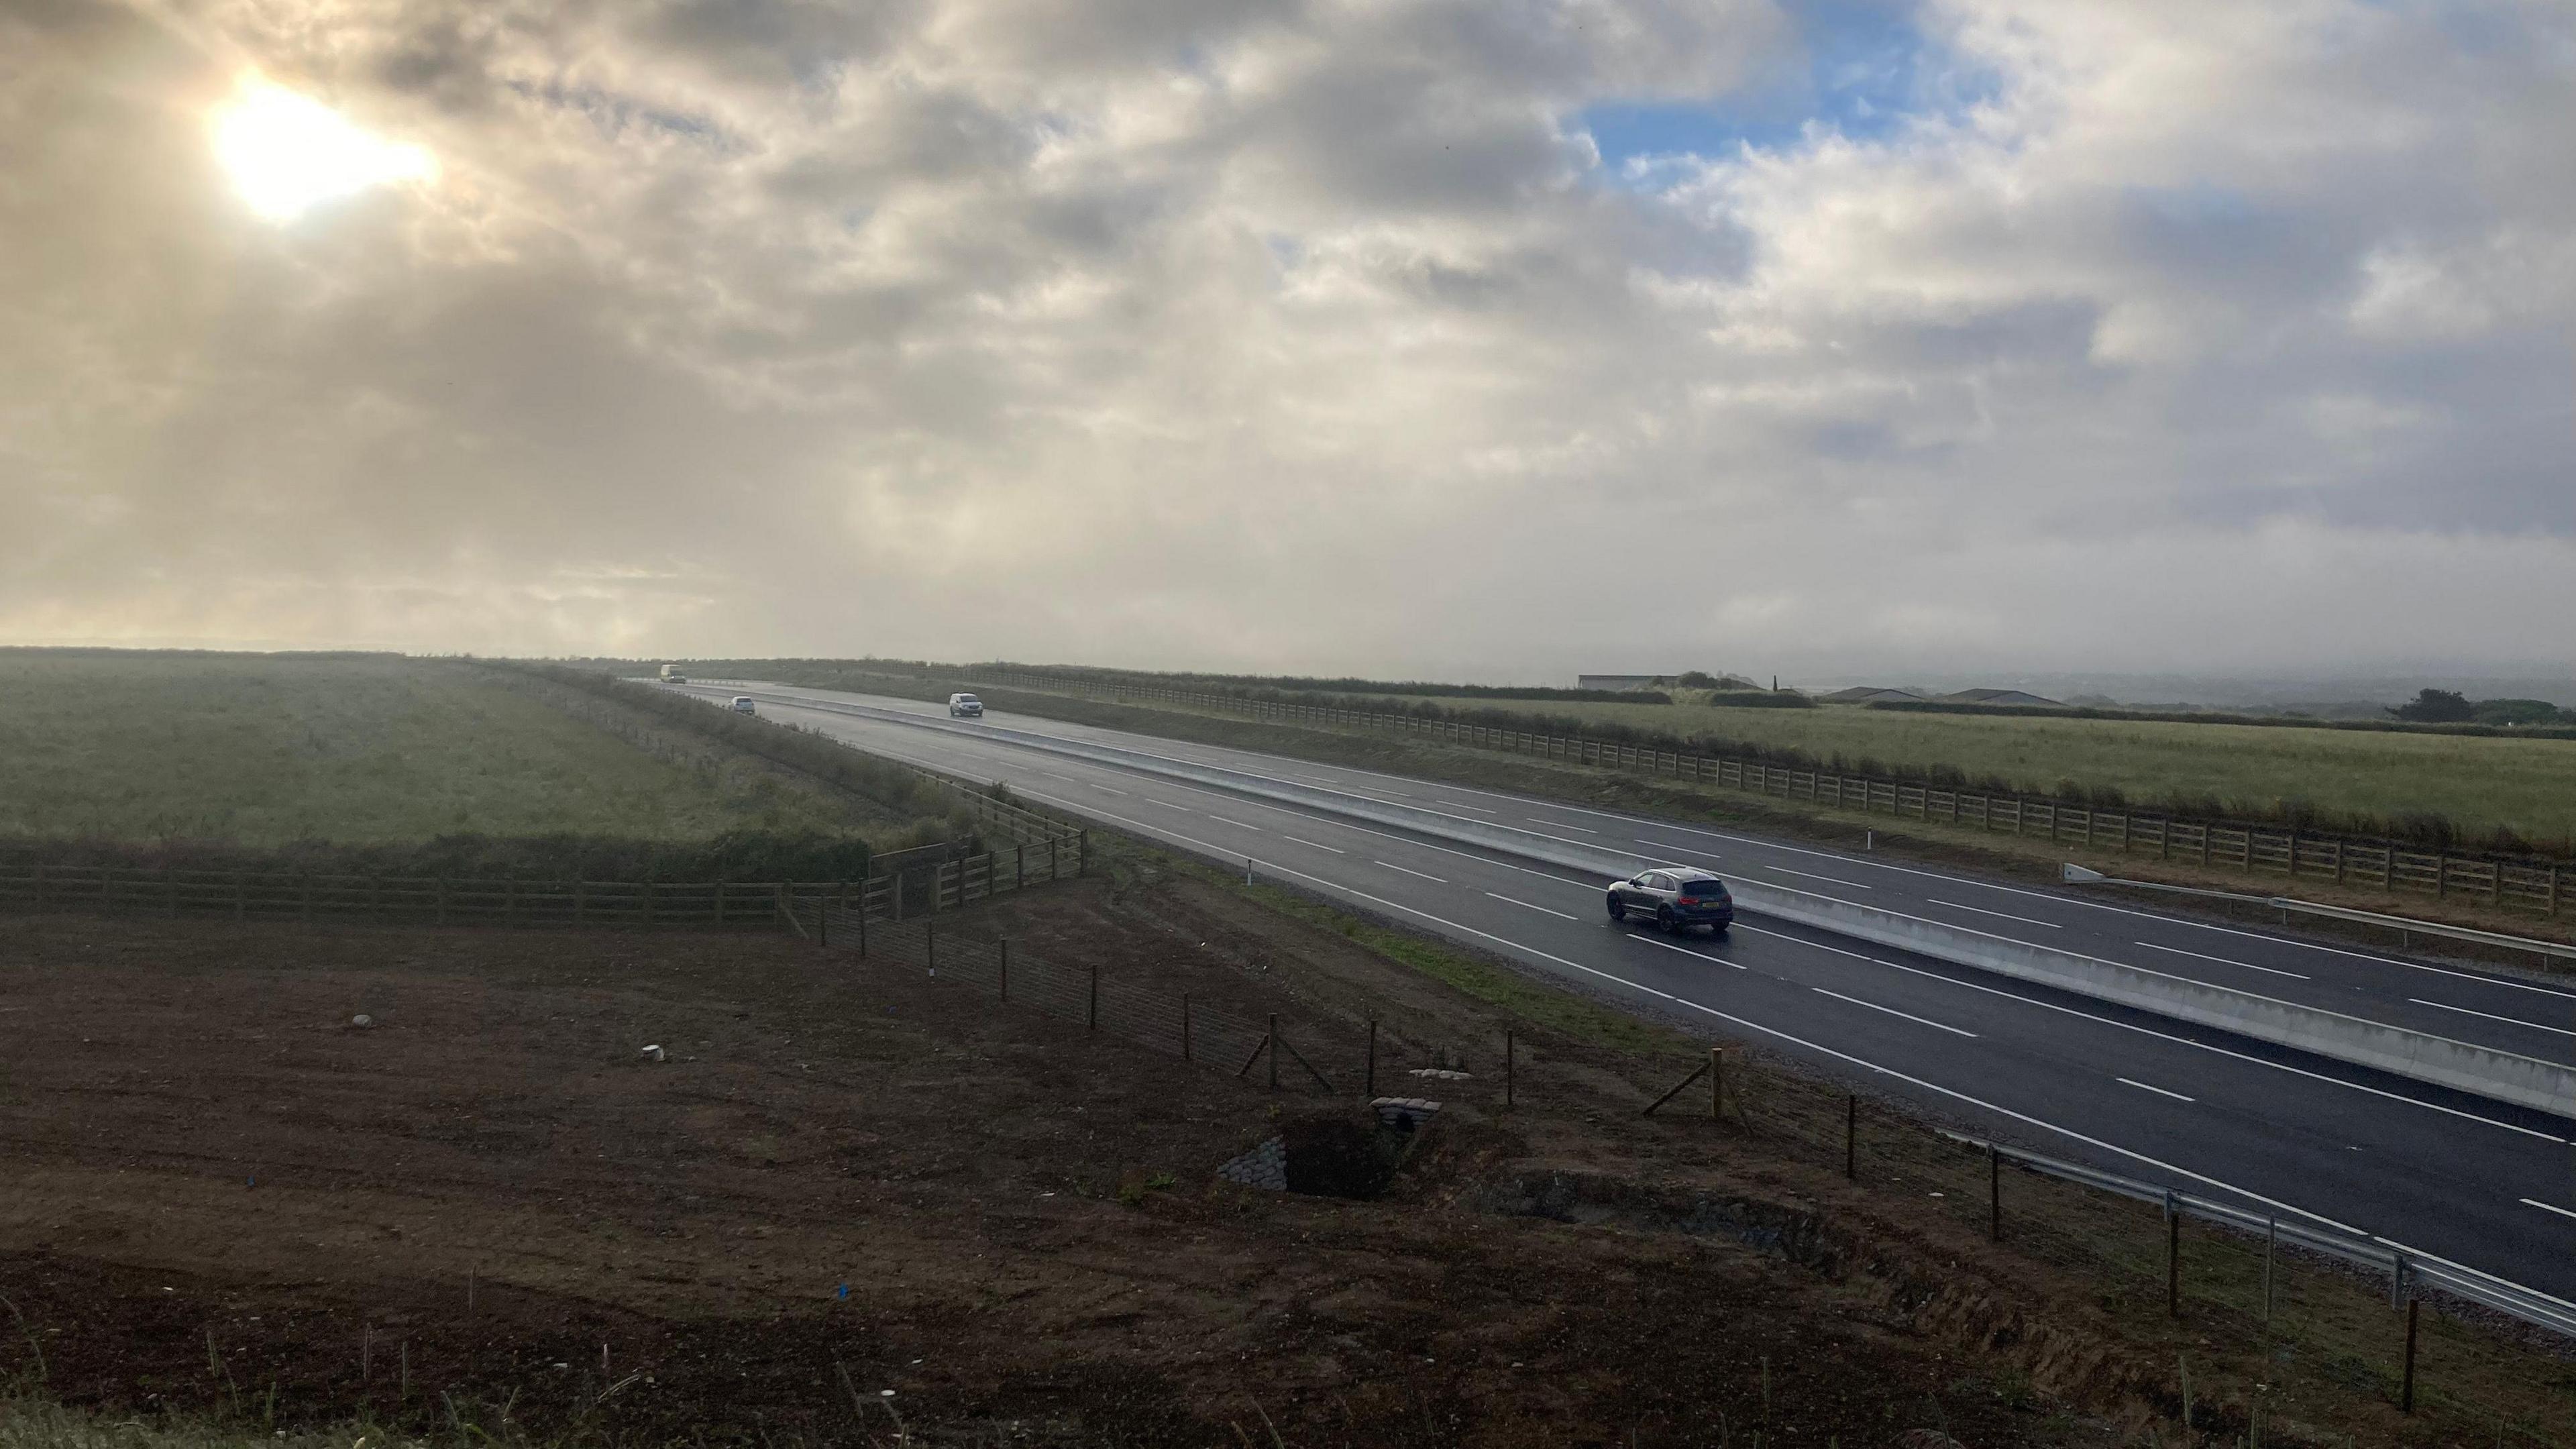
left=682, top=681, right=2576, bottom=1298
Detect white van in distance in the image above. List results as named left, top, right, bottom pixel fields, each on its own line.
left=948, top=692, right=984, bottom=718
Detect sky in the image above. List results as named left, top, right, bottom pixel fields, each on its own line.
left=3, top=0, right=2571, bottom=684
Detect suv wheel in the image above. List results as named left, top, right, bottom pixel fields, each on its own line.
left=1605, top=893, right=1625, bottom=923
left=1655, top=905, right=1677, bottom=932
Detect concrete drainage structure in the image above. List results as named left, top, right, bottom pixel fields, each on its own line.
left=1218, top=1098, right=1442, bottom=1199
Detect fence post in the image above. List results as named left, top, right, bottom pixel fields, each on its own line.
left=926, top=924, right=936, bottom=975
left=2401, top=1297, right=2420, bottom=1413
left=1088, top=966, right=1099, bottom=1029
left=2263, top=1217, right=2276, bottom=1326
left=998, top=938, right=1008, bottom=1001
left=1365, top=1018, right=1376, bottom=1097
left=2165, top=1191, right=2182, bottom=1318
left=857, top=897, right=868, bottom=959
left=1845, top=1094, right=1856, bottom=1179
left=1504, top=1030, right=1515, bottom=1109
left=1988, top=1144, right=2001, bottom=1242
left=1016, top=845, right=1026, bottom=891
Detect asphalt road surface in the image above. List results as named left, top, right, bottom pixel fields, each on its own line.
left=682, top=680, right=2576, bottom=1297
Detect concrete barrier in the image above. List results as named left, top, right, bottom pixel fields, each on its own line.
left=741, top=688, right=2576, bottom=1119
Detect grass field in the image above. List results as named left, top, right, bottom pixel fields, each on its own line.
left=0, top=652, right=875, bottom=845
left=1341, top=692, right=2576, bottom=845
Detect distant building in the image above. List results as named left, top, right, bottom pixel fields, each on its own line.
left=1934, top=688, right=2063, bottom=707
left=1577, top=674, right=1670, bottom=691
left=1817, top=686, right=1927, bottom=704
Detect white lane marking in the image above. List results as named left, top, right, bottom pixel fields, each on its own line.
left=1760, top=865, right=1872, bottom=889
left=1733, top=923, right=2565, bottom=1144
left=1528, top=819, right=1597, bottom=833
left=2118, top=1077, right=2197, bottom=1104
left=1623, top=936, right=1748, bottom=969
left=1032, top=769, right=1082, bottom=783
left=1638, top=839, right=1721, bottom=860
left=2135, top=941, right=2310, bottom=980
left=1204, top=814, right=1263, bottom=831
left=1812, top=987, right=1979, bottom=1038
left=2524, top=1198, right=2576, bottom=1222
left=788, top=767, right=2557, bottom=1269
left=1142, top=798, right=1193, bottom=811
left=1927, top=898, right=2059, bottom=929
left=1430, top=800, right=1498, bottom=814
left=1486, top=892, right=1578, bottom=920
left=1375, top=861, right=1449, bottom=884
left=1091, top=784, right=1129, bottom=796
left=2408, top=998, right=2576, bottom=1039
left=1280, top=835, right=1346, bottom=854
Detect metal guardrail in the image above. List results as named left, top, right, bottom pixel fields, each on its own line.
left=1940, top=1130, right=2576, bottom=1339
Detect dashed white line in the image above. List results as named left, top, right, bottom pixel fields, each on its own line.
left=1638, top=839, right=1721, bottom=860
left=1279, top=835, right=1346, bottom=854
left=2133, top=941, right=2310, bottom=980
left=1091, top=784, right=1129, bottom=796
left=2407, top=998, right=2576, bottom=1039
left=1758, top=865, right=1872, bottom=889
left=1528, top=819, right=1597, bottom=833
left=2523, top=1198, right=2576, bottom=1222
left=1486, top=892, right=1578, bottom=920
left=1430, top=800, right=1499, bottom=814
left=1812, top=987, right=1979, bottom=1038
left=1142, top=798, right=1193, bottom=812
left=1203, top=815, right=1263, bottom=831
left=1927, top=898, right=2059, bottom=928
left=2118, top=1077, right=2197, bottom=1104
left=1375, top=861, right=1449, bottom=884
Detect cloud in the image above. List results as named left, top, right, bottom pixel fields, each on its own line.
left=1, top=0, right=2570, bottom=682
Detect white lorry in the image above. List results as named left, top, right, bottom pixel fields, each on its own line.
left=659, top=663, right=687, bottom=684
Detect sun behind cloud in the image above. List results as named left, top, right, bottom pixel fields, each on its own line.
left=210, top=74, right=434, bottom=223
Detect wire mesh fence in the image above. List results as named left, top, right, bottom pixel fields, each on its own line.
left=816, top=906, right=1346, bottom=1091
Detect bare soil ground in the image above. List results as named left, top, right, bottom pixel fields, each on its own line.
left=0, top=870, right=2540, bottom=1446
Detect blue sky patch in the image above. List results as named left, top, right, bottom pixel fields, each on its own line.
left=1579, top=0, right=1996, bottom=175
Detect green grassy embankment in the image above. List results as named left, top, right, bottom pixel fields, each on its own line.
left=0, top=651, right=876, bottom=843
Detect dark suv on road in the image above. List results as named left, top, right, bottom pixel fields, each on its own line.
left=1606, top=867, right=1734, bottom=935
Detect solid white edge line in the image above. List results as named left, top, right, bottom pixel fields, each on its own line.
left=1731, top=922, right=2567, bottom=1144
left=1760, top=865, right=1874, bottom=889
left=2133, top=940, right=2310, bottom=979
left=1375, top=861, right=1450, bottom=884
left=1485, top=892, right=1578, bottom=920
left=2523, top=1197, right=2576, bottom=1222
left=2408, top=998, right=2576, bottom=1039
left=1812, top=986, right=1980, bottom=1038
left=1927, top=898, right=2061, bottom=928
left=2118, top=1077, right=2197, bottom=1104
left=1625, top=934, right=1748, bottom=969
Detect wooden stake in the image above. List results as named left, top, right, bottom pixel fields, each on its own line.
left=2401, top=1297, right=2420, bottom=1413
